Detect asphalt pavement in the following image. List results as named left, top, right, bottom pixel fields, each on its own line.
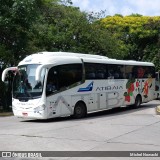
left=0, top=100, right=160, bottom=160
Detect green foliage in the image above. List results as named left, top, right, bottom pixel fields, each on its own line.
left=1, top=1, right=160, bottom=68
left=27, top=2, right=115, bottom=57
left=0, top=0, right=124, bottom=66
left=0, top=0, right=43, bottom=66
left=100, top=15, right=160, bottom=70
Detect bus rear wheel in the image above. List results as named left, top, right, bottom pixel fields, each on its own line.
left=74, top=102, right=87, bottom=119
left=134, top=95, right=142, bottom=108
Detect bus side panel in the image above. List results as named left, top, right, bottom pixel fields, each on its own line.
left=85, top=80, right=127, bottom=110
left=71, top=94, right=97, bottom=113
left=60, top=95, right=72, bottom=116
left=122, top=78, right=155, bottom=106
left=141, top=78, right=155, bottom=103
left=46, top=93, right=62, bottom=118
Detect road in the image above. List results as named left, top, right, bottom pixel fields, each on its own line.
left=0, top=100, right=160, bottom=160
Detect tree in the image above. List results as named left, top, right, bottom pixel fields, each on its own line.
left=100, top=15, right=160, bottom=70
left=27, top=3, right=117, bottom=57
left=0, top=0, right=46, bottom=110
left=0, top=0, right=44, bottom=66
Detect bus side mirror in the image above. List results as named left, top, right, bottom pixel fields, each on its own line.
left=35, top=64, right=52, bottom=81
left=1, top=67, right=18, bottom=82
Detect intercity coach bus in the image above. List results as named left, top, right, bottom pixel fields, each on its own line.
left=1, top=52, right=156, bottom=119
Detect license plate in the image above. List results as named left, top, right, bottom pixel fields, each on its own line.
left=22, top=112, right=28, bottom=116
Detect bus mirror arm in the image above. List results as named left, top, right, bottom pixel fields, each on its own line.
left=35, top=64, right=52, bottom=82
left=1, top=67, right=18, bottom=82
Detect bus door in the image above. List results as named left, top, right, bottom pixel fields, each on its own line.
left=46, top=66, right=62, bottom=118
left=46, top=79, right=72, bottom=117
left=51, top=63, right=83, bottom=116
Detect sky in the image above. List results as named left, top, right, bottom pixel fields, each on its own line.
left=72, top=0, right=160, bottom=16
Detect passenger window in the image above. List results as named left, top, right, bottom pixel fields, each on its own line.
left=46, top=68, right=58, bottom=95
left=85, top=63, right=106, bottom=79
left=46, top=64, right=83, bottom=95
left=143, top=66, right=155, bottom=78
left=125, top=65, right=135, bottom=79
left=108, top=64, right=125, bottom=79
left=136, top=66, right=145, bottom=78
left=125, top=66, right=155, bottom=79
left=58, top=64, right=83, bottom=89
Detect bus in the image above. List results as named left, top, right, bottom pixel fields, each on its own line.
left=1, top=52, right=156, bottom=119
left=156, top=71, right=160, bottom=99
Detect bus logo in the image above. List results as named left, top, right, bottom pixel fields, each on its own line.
left=78, top=82, right=93, bottom=92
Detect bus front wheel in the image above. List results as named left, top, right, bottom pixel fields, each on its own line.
left=74, top=102, right=87, bottom=119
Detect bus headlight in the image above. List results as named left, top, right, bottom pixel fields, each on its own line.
left=34, top=104, right=46, bottom=113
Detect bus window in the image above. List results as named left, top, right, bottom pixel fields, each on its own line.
left=125, top=65, right=155, bottom=79
left=143, top=66, right=155, bottom=78
left=137, top=66, right=145, bottom=78
left=58, top=64, right=82, bottom=89
left=108, top=64, right=125, bottom=79
left=85, top=63, right=96, bottom=79
left=47, top=64, right=83, bottom=95
left=46, top=68, right=58, bottom=95
left=96, top=64, right=106, bottom=79
left=125, top=65, right=135, bottom=79
left=85, top=63, right=106, bottom=80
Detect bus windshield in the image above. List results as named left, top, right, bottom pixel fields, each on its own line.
left=13, top=64, right=45, bottom=100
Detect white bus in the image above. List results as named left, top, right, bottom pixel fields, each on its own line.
left=1, top=52, right=156, bottom=119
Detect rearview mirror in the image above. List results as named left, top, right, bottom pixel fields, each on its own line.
left=35, top=64, right=52, bottom=81
left=1, top=67, right=18, bottom=82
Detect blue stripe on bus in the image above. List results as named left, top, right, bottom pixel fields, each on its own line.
left=78, top=82, right=93, bottom=92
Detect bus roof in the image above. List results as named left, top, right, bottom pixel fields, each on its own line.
left=18, top=52, right=154, bottom=67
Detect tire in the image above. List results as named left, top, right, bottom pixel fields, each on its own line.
left=134, top=95, right=142, bottom=108
left=74, top=102, right=87, bottom=119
